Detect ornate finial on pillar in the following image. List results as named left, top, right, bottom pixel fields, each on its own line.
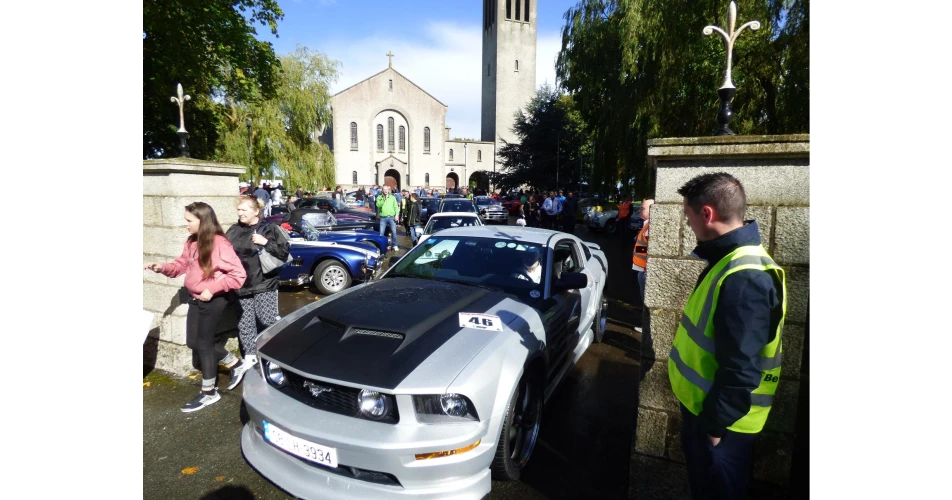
left=170, top=83, right=192, bottom=157
left=703, top=1, right=761, bottom=136
left=386, top=51, right=394, bottom=68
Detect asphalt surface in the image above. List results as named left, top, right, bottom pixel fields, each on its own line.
left=143, top=218, right=647, bottom=500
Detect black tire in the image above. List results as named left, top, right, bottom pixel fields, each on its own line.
left=239, top=400, right=250, bottom=425
left=604, top=219, right=617, bottom=234
left=491, top=373, right=543, bottom=481
left=312, top=260, right=352, bottom=295
left=593, top=297, right=608, bottom=343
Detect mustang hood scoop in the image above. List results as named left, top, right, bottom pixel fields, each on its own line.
left=259, top=277, right=512, bottom=390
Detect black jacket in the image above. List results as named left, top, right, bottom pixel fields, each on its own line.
left=407, top=200, right=422, bottom=226
left=225, top=220, right=291, bottom=296
left=690, top=221, right=783, bottom=437
left=562, top=196, right=579, bottom=219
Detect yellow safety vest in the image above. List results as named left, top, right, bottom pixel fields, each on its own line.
left=668, top=244, right=787, bottom=433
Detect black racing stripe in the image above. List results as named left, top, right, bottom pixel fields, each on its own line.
left=259, top=277, right=514, bottom=390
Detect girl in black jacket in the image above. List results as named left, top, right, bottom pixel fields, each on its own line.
left=224, top=195, right=291, bottom=390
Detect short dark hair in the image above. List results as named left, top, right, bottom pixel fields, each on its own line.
left=677, top=172, right=746, bottom=223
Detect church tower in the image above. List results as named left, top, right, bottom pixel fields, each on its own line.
left=481, top=0, right=537, bottom=149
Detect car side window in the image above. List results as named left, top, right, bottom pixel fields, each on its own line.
left=552, top=240, right=582, bottom=280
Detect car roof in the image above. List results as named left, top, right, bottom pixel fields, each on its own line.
left=428, top=212, right=480, bottom=219
left=430, top=225, right=570, bottom=245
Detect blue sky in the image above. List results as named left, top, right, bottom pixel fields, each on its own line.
left=255, top=0, right=580, bottom=140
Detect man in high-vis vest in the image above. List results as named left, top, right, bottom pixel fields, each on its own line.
left=671, top=173, right=786, bottom=500
left=632, top=199, right=654, bottom=339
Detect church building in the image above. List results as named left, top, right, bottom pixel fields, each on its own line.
left=329, top=0, right=537, bottom=193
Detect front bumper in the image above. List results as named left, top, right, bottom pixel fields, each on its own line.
left=480, top=212, right=509, bottom=222
left=240, top=370, right=496, bottom=500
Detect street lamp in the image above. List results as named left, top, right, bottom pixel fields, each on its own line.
left=245, top=118, right=253, bottom=187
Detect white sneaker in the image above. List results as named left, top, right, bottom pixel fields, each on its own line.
left=181, top=389, right=221, bottom=413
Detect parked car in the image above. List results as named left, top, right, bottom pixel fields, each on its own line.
left=278, top=230, right=382, bottom=295
left=473, top=196, right=509, bottom=224
left=296, top=198, right=374, bottom=219
left=438, top=198, right=479, bottom=215
left=416, top=212, right=483, bottom=244
left=578, top=197, right=620, bottom=223
left=419, top=197, right=441, bottom=225
left=499, top=196, right=522, bottom=216
left=279, top=208, right=378, bottom=232
left=288, top=219, right=391, bottom=255
left=240, top=226, right=609, bottom=499
left=586, top=203, right=640, bottom=234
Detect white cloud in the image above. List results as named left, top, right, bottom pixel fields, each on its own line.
left=321, top=21, right=562, bottom=141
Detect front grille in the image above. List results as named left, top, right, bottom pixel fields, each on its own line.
left=254, top=425, right=403, bottom=487
left=277, top=371, right=399, bottom=424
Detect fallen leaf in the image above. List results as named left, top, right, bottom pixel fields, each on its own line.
left=215, top=476, right=225, bottom=482
left=188, top=373, right=200, bottom=380
left=143, top=381, right=151, bottom=387
left=181, top=467, right=199, bottom=475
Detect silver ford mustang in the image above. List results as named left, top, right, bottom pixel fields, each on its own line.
left=240, top=226, right=609, bottom=499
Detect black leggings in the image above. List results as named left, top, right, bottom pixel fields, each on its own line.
left=186, top=295, right=231, bottom=383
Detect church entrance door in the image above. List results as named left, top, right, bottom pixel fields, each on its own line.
left=469, top=171, right=490, bottom=195
left=384, top=169, right=401, bottom=191
left=446, top=172, right=459, bottom=193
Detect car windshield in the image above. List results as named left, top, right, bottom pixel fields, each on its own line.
left=298, top=219, right=325, bottom=241
left=475, top=198, right=501, bottom=206
left=387, top=236, right=547, bottom=295
left=423, top=198, right=440, bottom=210
left=301, top=211, right=337, bottom=228
left=440, top=200, right=474, bottom=212
left=424, top=216, right=480, bottom=235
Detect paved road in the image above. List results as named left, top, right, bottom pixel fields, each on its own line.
left=143, top=219, right=646, bottom=499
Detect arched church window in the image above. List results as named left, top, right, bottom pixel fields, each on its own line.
left=525, top=0, right=530, bottom=22
left=387, top=117, right=395, bottom=151
left=350, top=122, right=358, bottom=150
left=516, top=0, right=521, bottom=20
left=506, top=0, right=511, bottom=19
left=399, top=126, right=406, bottom=151
left=477, top=150, right=482, bottom=162
left=515, top=60, right=519, bottom=72
left=425, top=173, right=430, bottom=187
left=449, top=149, right=454, bottom=161
left=377, top=124, right=384, bottom=151
left=487, top=63, right=491, bottom=76
left=352, top=171, right=357, bottom=185
left=424, top=127, right=431, bottom=153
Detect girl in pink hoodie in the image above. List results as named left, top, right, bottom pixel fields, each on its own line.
left=145, top=202, right=247, bottom=413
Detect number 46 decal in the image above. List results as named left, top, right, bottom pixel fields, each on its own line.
left=459, top=313, right=503, bottom=332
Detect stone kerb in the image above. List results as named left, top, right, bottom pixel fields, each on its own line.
left=632, top=135, right=809, bottom=492
left=143, top=159, right=246, bottom=376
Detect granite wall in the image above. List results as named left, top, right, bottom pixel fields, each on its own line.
left=143, top=159, right=246, bottom=376
left=632, top=135, right=809, bottom=493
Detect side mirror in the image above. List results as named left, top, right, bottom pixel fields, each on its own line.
left=554, top=272, right=588, bottom=291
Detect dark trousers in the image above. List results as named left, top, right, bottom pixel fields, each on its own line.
left=680, top=404, right=758, bottom=500
left=186, top=295, right=231, bottom=382
left=562, top=215, right=575, bottom=234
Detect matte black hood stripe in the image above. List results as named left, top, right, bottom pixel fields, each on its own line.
left=259, top=278, right=515, bottom=390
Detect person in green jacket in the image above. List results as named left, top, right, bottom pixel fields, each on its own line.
left=376, top=185, right=401, bottom=250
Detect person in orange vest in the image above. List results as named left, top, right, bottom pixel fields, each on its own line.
left=617, top=197, right=633, bottom=232
left=632, top=199, right=654, bottom=336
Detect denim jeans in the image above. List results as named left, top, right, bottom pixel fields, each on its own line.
left=379, top=216, right=398, bottom=248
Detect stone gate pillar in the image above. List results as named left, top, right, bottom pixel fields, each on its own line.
left=631, top=134, right=809, bottom=496
left=143, top=159, right=246, bottom=376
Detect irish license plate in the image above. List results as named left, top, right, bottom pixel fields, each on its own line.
left=263, top=420, right=338, bottom=468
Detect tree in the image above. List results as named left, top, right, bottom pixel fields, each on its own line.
left=143, top=0, right=283, bottom=160
left=556, top=0, right=809, bottom=198
left=215, top=46, right=340, bottom=190
left=492, top=85, right=591, bottom=194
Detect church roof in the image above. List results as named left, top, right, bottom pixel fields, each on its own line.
left=333, top=67, right=447, bottom=107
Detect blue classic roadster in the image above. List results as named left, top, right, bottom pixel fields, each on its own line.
left=278, top=220, right=383, bottom=295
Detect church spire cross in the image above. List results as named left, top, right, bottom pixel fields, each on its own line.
left=386, top=51, right=394, bottom=68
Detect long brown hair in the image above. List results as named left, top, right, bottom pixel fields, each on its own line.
left=185, top=202, right=225, bottom=279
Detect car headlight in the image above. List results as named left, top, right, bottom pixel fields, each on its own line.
left=266, top=361, right=286, bottom=386
left=358, top=389, right=390, bottom=419
left=413, top=394, right=479, bottom=423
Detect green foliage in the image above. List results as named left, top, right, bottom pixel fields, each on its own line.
left=492, top=85, right=592, bottom=193
left=215, top=46, right=341, bottom=190
left=143, top=0, right=283, bottom=159
left=556, top=0, right=809, bottom=198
